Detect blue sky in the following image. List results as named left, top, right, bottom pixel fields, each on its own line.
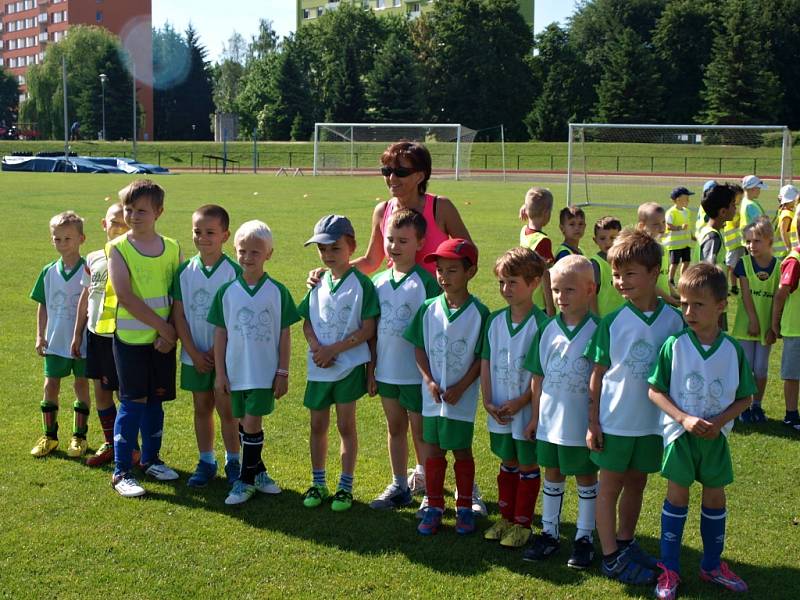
left=153, top=1, right=579, bottom=63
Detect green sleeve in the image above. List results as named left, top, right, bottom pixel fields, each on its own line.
left=585, top=316, right=612, bottom=366
left=172, top=259, right=191, bottom=302
left=359, top=275, right=380, bottom=320
left=30, top=263, right=51, bottom=304
left=473, top=300, right=491, bottom=356
left=647, top=336, right=676, bottom=392
left=422, top=270, right=442, bottom=299
left=297, top=288, right=312, bottom=320
left=523, top=326, right=546, bottom=376
left=403, top=298, right=435, bottom=348
left=733, top=338, right=758, bottom=399
left=278, top=282, right=301, bottom=329
left=533, top=306, right=548, bottom=329
left=206, top=285, right=229, bottom=328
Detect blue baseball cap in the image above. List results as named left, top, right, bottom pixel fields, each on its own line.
left=304, top=214, right=355, bottom=246
left=670, top=186, right=695, bottom=200
left=703, top=180, right=717, bottom=193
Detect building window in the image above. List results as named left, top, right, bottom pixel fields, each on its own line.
left=393, top=0, right=400, bottom=6
left=95, top=10, right=102, bottom=22
left=15, top=1, right=22, bottom=11
left=7, top=3, right=15, bottom=15
left=8, top=21, right=16, bottom=31
left=316, top=6, right=323, bottom=16
left=8, top=38, right=16, bottom=49
left=303, top=8, right=309, bottom=18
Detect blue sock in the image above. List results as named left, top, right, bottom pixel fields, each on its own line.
left=338, top=472, right=354, bottom=493
left=225, top=451, right=240, bottom=464
left=139, top=402, right=164, bottom=466
left=312, top=469, right=326, bottom=487
left=113, top=401, right=145, bottom=476
left=660, top=500, right=688, bottom=573
left=700, top=505, right=726, bottom=572
left=199, top=451, right=216, bottom=465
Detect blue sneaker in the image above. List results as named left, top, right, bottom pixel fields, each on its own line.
left=187, top=460, right=217, bottom=487
left=601, top=546, right=658, bottom=585
left=751, top=405, right=766, bottom=423
left=417, top=507, right=443, bottom=536
left=369, top=483, right=414, bottom=510
left=739, top=408, right=753, bottom=423
left=455, top=507, right=476, bottom=535
left=224, top=460, right=241, bottom=485
left=625, top=540, right=660, bottom=570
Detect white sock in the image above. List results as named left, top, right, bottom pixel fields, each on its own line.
left=541, top=479, right=565, bottom=538
left=415, top=464, right=425, bottom=476
left=576, top=483, right=598, bottom=540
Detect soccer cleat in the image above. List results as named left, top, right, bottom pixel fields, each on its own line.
left=302, top=484, right=330, bottom=508
left=407, top=468, right=426, bottom=496
left=523, top=532, right=560, bottom=562
left=86, top=442, right=114, bottom=467
left=750, top=405, right=767, bottom=423
left=369, top=482, right=413, bottom=510
left=456, top=507, right=477, bottom=535
left=187, top=460, right=217, bottom=488
left=738, top=408, right=753, bottom=424
left=655, top=563, right=681, bottom=600
left=142, top=458, right=179, bottom=481
left=699, top=561, right=747, bottom=592
left=415, top=495, right=430, bottom=519
left=224, top=460, right=241, bottom=485
left=455, top=482, right=488, bottom=517
left=254, top=472, right=282, bottom=495
left=417, top=507, right=443, bottom=536
left=224, top=480, right=256, bottom=505
left=66, top=436, right=88, bottom=458
left=567, top=536, right=595, bottom=569
left=30, top=436, right=58, bottom=458
left=499, top=524, right=531, bottom=547
left=626, top=540, right=661, bottom=570
left=484, top=517, right=513, bottom=541
left=783, top=415, right=800, bottom=431
left=600, top=546, right=658, bottom=585
left=112, top=472, right=146, bottom=498
left=331, top=488, right=353, bottom=512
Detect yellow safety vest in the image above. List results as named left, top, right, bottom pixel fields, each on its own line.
left=520, top=228, right=550, bottom=309
left=663, top=206, right=691, bottom=250
left=773, top=208, right=794, bottom=259
left=780, top=250, right=800, bottom=337
left=693, top=224, right=726, bottom=267
left=591, top=253, right=624, bottom=317
left=723, top=212, right=742, bottom=252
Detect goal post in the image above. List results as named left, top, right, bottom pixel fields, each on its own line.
left=566, top=123, right=793, bottom=209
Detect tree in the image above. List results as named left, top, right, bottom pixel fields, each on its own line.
left=365, top=33, right=425, bottom=122
left=235, top=20, right=280, bottom=137
left=0, top=68, right=19, bottom=128
left=756, top=0, right=800, bottom=129
left=257, top=38, right=313, bottom=141
left=213, top=32, right=246, bottom=115
left=153, top=23, right=191, bottom=139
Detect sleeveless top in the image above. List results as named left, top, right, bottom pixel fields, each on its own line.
left=380, top=193, right=449, bottom=276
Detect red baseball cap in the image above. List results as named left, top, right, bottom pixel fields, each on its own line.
left=423, top=238, right=479, bottom=266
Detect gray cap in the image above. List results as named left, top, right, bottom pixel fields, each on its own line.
left=304, top=214, right=355, bottom=246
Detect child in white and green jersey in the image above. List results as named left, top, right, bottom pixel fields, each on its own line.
left=480, top=247, right=548, bottom=549
left=30, top=211, right=91, bottom=459
left=522, top=255, right=599, bottom=569
left=368, top=209, right=440, bottom=511
left=208, top=220, right=300, bottom=506
left=404, top=238, right=489, bottom=536
left=649, top=263, right=755, bottom=599
left=589, top=216, right=624, bottom=318
left=585, top=228, right=684, bottom=586
left=731, top=217, right=779, bottom=424
left=299, top=215, right=380, bottom=512
left=173, top=205, right=242, bottom=488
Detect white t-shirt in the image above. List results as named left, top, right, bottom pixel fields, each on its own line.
left=80, top=249, right=109, bottom=335
left=30, top=257, right=87, bottom=358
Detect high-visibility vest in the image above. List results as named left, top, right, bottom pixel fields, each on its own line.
left=590, top=253, right=624, bottom=317
left=780, top=250, right=800, bottom=337
left=520, top=229, right=550, bottom=310
left=662, top=207, right=691, bottom=250
left=693, top=224, right=726, bottom=267
left=773, top=208, right=794, bottom=259
left=722, top=212, right=742, bottom=252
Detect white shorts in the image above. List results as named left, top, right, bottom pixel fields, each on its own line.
left=780, top=337, right=800, bottom=380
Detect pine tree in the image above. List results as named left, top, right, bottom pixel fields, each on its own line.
left=176, top=25, right=215, bottom=139
left=152, top=23, right=190, bottom=140
left=365, top=34, right=425, bottom=122
left=258, top=39, right=312, bottom=141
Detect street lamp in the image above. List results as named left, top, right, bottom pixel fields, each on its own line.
left=99, top=73, right=108, bottom=141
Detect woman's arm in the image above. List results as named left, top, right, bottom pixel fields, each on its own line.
left=435, top=196, right=472, bottom=241
left=350, top=201, right=389, bottom=275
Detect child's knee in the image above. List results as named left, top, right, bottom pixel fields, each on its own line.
left=701, top=486, right=726, bottom=509
left=453, top=448, right=473, bottom=461
left=43, top=377, right=60, bottom=397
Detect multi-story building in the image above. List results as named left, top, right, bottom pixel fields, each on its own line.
left=0, top=0, right=153, bottom=140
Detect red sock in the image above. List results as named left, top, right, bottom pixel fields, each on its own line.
left=454, top=458, right=475, bottom=509
left=425, top=456, right=447, bottom=510
left=98, top=405, right=117, bottom=445
left=513, top=469, right=541, bottom=526
left=497, top=466, right=519, bottom=520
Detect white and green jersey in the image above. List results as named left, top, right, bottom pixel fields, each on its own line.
left=404, top=295, right=490, bottom=423
left=649, top=329, right=756, bottom=445
left=481, top=305, right=548, bottom=438
left=173, top=253, right=241, bottom=365
left=30, top=257, right=87, bottom=358
left=81, top=249, right=109, bottom=336
left=298, top=267, right=380, bottom=382
left=372, top=265, right=440, bottom=385
left=207, top=274, right=299, bottom=391
left=525, top=313, right=598, bottom=447
left=586, top=299, right=684, bottom=437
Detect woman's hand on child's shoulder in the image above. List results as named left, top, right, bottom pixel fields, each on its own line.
left=307, top=267, right=326, bottom=289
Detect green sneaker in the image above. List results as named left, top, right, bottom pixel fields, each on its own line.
left=331, top=488, right=353, bottom=512
left=302, top=484, right=330, bottom=508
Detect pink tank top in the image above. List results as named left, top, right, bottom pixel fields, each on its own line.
left=380, top=194, right=449, bottom=276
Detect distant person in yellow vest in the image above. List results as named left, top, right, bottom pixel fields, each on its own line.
left=722, top=184, right=744, bottom=295
left=694, top=180, right=718, bottom=242
left=107, top=180, right=182, bottom=498
left=589, top=216, right=624, bottom=317
left=663, top=186, right=695, bottom=292
left=519, top=187, right=555, bottom=315
left=635, top=203, right=679, bottom=307
left=728, top=175, right=768, bottom=292
left=772, top=185, right=799, bottom=260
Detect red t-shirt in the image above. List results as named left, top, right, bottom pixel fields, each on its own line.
left=525, top=227, right=554, bottom=263
left=780, top=253, right=800, bottom=292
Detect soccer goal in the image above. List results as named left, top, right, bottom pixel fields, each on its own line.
left=566, top=123, right=794, bottom=208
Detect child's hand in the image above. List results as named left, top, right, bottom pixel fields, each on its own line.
left=273, top=372, right=288, bottom=399
left=160, top=323, right=177, bottom=346
left=154, top=336, right=175, bottom=354
left=518, top=204, right=528, bottom=222
left=367, top=371, right=377, bottom=397
left=586, top=423, right=603, bottom=452
left=35, top=336, right=47, bottom=356
left=523, top=417, right=538, bottom=441
left=306, top=268, right=326, bottom=289
left=192, top=350, right=214, bottom=373
left=765, top=328, right=777, bottom=345
left=70, top=334, right=82, bottom=358
left=312, top=344, right=337, bottom=368
left=681, top=414, right=714, bottom=437
left=215, top=372, right=230, bottom=396
left=484, top=402, right=510, bottom=425
left=701, top=418, right=724, bottom=440
left=442, top=385, right=463, bottom=405
left=426, top=379, right=442, bottom=402
left=747, top=320, right=760, bottom=338
left=498, top=396, right=527, bottom=418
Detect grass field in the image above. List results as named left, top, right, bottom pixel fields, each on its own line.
left=1, top=172, right=798, bottom=599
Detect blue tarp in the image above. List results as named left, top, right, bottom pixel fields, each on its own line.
left=1, top=155, right=170, bottom=174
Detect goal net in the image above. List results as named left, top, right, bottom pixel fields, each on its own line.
left=567, top=123, right=793, bottom=208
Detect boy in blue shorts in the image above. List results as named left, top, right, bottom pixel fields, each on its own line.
left=585, top=229, right=684, bottom=584
left=404, top=238, right=489, bottom=536
left=174, top=205, right=243, bottom=487
left=522, top=255, right=599, bottom=568
left=209, top=220, right=299, bottom=505
left=30, top=211, right=91, bottom=458
left=368, top=209, right=440, bottom=510
left=649, top=263, right=754, bottom=599
left=107, top=180, right=182, bottom=497
left=481, top=247, right=547, bottom=548
left=299, top=215, right=379, bottom=512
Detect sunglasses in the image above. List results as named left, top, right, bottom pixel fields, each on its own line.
left=381, top=166, right=416, bottom=178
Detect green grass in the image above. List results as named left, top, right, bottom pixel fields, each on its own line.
left=0, top=172, right=798, bottom=598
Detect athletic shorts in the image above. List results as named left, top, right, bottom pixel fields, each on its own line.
left=661, top=432, right=733, bottom=488
left=725, top=246, right=746, bottom=269
left=537, top=440, right=598, bottom=476
left=180, top=362, right=215, bottom=392
left=781, top=336, right=800, bottom=380
left=590, top=433, right=663, bottom=473
left=230, top=388, right=274, bottom=418
left=376, top=381, right=422, bottom=413
left=489, top=432, right=537, bottom=465
left=738, top=339, right=771, bottom=379
left=85, top=331, right=118, bottom=391
left=112, top=336, right=176, bottom=403
left=304, top=365, right=366, bottom=410
left=44, top=354, right=86, bottom=379
left=669, top=248, right=691, bottom=265
left=423, top=416, right=474, bottom=451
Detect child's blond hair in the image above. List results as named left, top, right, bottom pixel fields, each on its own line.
left=678, top=263, right=728, bottom=302
left=637, top=202, right=665, bottom=224
left=607, top=228, right=662, bottom=271
left=235, top=220, right=273, bottom=251
left=494, top=247, right=545, bottom=284
left=119, top=179, right=165, bottom=210
left=743, top=215, right=774, bottom=241
left=550, top=253, right=594, bottom=282
left=524, top=187, right=554, bottom=221
left=49, top=211, right=84, bottom=236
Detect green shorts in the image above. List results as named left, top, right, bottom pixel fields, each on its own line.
left=537, top=440, right=598, bottom=476
left=661, top=432, right=733, bottom=489
left=376, top=381, right=422, bottom=413
left=230, top=388, right=275, bottom=418
left=423, top=416, right=474, bottom=451
left=44, top=355, right=86, bottom=379
left=489, top=432, right=537, bottom=465
left=180, top=362, right=215, bottom=392
left=590, top=433, right=663, bottom=474
left=304, top=365, right=366, bottom=411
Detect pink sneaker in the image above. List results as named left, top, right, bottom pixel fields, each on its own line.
left=655, top=563, right=680, bottom=600
left=699, top=561, right=747, bottom=593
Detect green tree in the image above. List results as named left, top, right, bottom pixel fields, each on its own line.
left=213, top=32, right=247, bottom=115
left=235, top=20, right=280, bottom=138
left=756, top=0, right=800, bottom=129
left=153, top=23, right=191, bottom=139
left=257, top=38, right=313, bottom=141
left=0, top=68, right=19, bottom=128
left=365, top=33, right=425, bottom=122
left=177, top=25, right=215, bottom=139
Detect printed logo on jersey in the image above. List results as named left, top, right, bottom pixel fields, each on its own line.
left=49, top=289, right=81, bottom=318
left=547, top=352, right=591, bottom=393
left=190, top=289, right=212, bottom=319
left=679, top=371, right=725, bottom=419
left=379, top=301, right=414, bottom=337
left=492, top=348, right=528, bottom=392
left=624, top=339, right=656, bottom=378
left=317, top=304, right=353, bottom=342
left=430, top=332, right=468, bottom=371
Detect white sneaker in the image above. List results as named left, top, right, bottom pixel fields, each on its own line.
left=254, top=471, right=281, bottom=495
left=225, top=480, right=256, bottom=505
left=415, top=495, right=429, bottom=519
left=407, top=468, right=426, bottom=496
left=112, top=472, right=146, bottom=498
left=455, top=482, right=488, bottom=517
left=143, top=459, right=179, bottom=481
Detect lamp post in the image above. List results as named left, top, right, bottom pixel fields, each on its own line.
left=99, top=73, right=108, bottom=141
